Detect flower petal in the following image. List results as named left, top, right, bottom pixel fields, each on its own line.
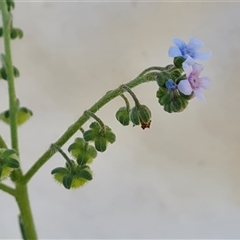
left=193, top=89, right=205, bottom=101
left=172, top=38, right=186, bottom=48
left=183, top=56, right=195, bottom=66
left=182, top=62, right=193, bottom=77
left=168, top=46, right=182, bottom=57
left=187, top=37, right=204, bottom=51
left=178, top=80, right=192, bottom=95
left=192, top=63, right=204, bottom=75
left=194, top=51, right=212, bottom=60
left=199, top=77, right=210, bottom=89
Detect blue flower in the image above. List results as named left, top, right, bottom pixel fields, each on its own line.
left=165, top=79, right=177, bottom=90
left=168, top=37, right=211, bottom=60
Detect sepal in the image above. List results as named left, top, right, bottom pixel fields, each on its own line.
left=115, top=107, right=130, bottom=126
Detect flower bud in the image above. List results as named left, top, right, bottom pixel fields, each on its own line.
left=11, top=28, right=23, bottom=40
left=156, top=71, right=172, bottom=87
left=115, top=107, right=130, bottom=126
left=130, top=105, right=151, bottom=129
left=83, top=122, right=116, bottom=152
left=51, top=163, right=93, bottom=189
left=0, top=148, right=19, bottom=180
left=0, top=107, right=33, bottom=126
left=0, top=66, right=20, bottom=80
left=156, top=87, right=188, bottom=113
left=173, top=56, right=185, bottom=68
left=68, top=138, right=97, bottom=164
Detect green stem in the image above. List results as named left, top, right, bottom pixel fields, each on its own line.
left=0, top=182, right=16, bottom=196
left=0, top=1, right=37, bottom=239
left=15, top=183, right=38, bottom=240
left=84, top=110, right=105, bottom=128
left=121, top=84, right=141, bottom=106
left=0, top=0, right=18, bottom=153
left=23, top=71, right=159, bottom=184
left=120, top=94, right=130, bottom=111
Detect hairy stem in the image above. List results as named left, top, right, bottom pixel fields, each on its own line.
left=0, top=1, right=19, bottom=153
left=23, top=71, right=159, bottom=184
left=15, top=183, right=38, bottom=240
left=0, top=1, right=37, bottom=239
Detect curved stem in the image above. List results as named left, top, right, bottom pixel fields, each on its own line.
left=121, top=84, right=141, bottom=106
left=23, top=71, right=159, bottom=184
left=84, top=110, right=105, bottom=128
left=51, top=144, right=73, bottom=167
left=0, top=182, right=16, bottom=196
left=120, top=94, right=130, bottom=111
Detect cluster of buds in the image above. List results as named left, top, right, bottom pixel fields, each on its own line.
left=156, top=37, right=211, bottom=113
left=51, top=111, right=116, bottom=189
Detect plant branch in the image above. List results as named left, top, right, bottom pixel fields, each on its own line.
left=0, top=182, right=16, bottom=196
left=23, top=71, right=159, bottom=184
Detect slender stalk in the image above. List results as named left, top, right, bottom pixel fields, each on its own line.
left=0, top=1, right=38, bottom=239
left=121, top=84, right=141, bottom=106
left=120, top=94, right=130, bottom=111
left=0, top=182, right=16, bottom=196
left=84, top=110, right=105, bottom=128
left=23, top=71, right=159, bottom=184
left=0, top=1, right=18, bottom=153
left=51, top=144, right=73, bottom=167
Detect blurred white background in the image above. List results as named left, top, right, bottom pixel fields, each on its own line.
left=1, top=1, right=240, bottom=239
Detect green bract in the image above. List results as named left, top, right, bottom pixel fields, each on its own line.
left=83, top=122, right=116, bottom=152
left=0, top=148, right=19, bottom=180
left=68, top=138, right=97, bottom=165
left=51, top=162, right=93, bottom=190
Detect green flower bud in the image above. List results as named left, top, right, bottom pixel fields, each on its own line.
left=170, top=69, right=183, bottom=80
left=68, top=138, right=97, bottom=164
left=94, top=137, right=107, bottom=152
left=130, top=105, right=151, bottom=129
left=83, top=122, right=116, bottom=152
left=11, top=28, right=23, bottom=39
left=0, top=148, right=19, bottom=180
left=51, top=163, right=93, bottom=189
left=0, top=107, right=33, bottom=126
left=115, top=107, right=130, bottom=126
left=156, top=71, right=172, bottom=87
left=6, top=0, right=15, bottom=11
left=173, top=56, right=185, bottom=68
left=0, top=66, right=20, bottom=80
left=156, top=87, right=189, bottom=113
left=10, top=28, right=18, bottom=39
